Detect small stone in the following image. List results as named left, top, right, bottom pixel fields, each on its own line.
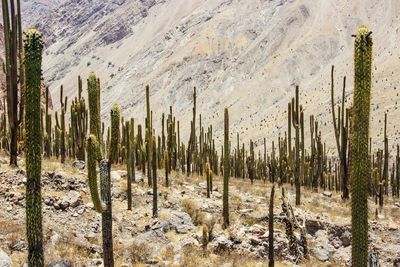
left=44, top=198, right=51, bottom=206
left=394, top=202, right=400, bottom=208
left=6, top=206, right=12, bottom=212
left=72, top=160, right=85, bottom=170
left=311, top=247, right=329, bottom=262
left=78, top=208, right=85, bottom=215
left=212, top=191, right=222, bottom=198
left=322, top=191, right=332, bottom=197
left=60, top=201, right=70, bottom=210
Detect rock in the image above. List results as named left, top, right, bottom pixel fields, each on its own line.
left=66, top=191, right=82, bottom=208
left=54, top=173, right=64, bottom=180
left=0, top=249, right=12, bottom=267
left=311, top=247, right=329, bottom=262
left=50, top=232, right=61, bottom=247
left=48, top=260, right=72, bottom=267
left=322, top=191, right=332, bottom=197
left=179, top=237, right=199, bottom=248
left=111, top=171, right=121, bottom=180
left=394, top=202, right=400, bottom=208
left=212, top=191, right=222, bottom=198
left=211, top=236, right=234, bottom=251
left=393, top=254, right=400, bottom=267
left=44, top=198, right=52, bottom=206
left=72, top=160, right=85, bottom=170
left=340, top=230, right=351, bottom=247
left=86, top=259, right=102, bottom=266
left=173, top=254, right=184, bottom=265
left=60, top=200, right=70, bottom=210
left=306, top=219, right=325, bottom=235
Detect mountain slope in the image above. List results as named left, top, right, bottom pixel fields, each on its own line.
left=20, top=0, right=400, bottom=152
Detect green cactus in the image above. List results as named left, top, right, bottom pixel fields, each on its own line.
left=109, top=104, right=120, bottom=164
left=24, top=28, right=44, bottom=267
left=100, top=159, right=114, bottom=266
left=223, top=108, right=229, bottom=228
left=350, top=26, right=372, bottom=267
left=87, top=134, right=103, bottom=213
left=88, top=72, right=102, bottom=152
left=164, top=150, right=169, bottom=187
left=152, top=136, right=158, bottom=218
left=269, top=184, right=275, bottom=267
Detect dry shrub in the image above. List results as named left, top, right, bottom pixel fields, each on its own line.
left=181, top=198, right=205, bottom=225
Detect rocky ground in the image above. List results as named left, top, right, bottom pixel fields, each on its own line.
left=0, top=156, right=400, bottom=267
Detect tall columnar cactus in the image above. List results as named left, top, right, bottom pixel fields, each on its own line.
left=269, top=184, right=275, bottom=267
left=100, top=159, right=114, bottom=267
left=205, top=162, right=211, bottom=198
left=223, top=108, right=229, bottom=228
left=109, top=104, right=120, bottom=164
left=152, top=136, right=158, bottom=218
left=350, top=26, right=372, bottom=267
left=292, top=86, right=301, bottom=205
left=126, top=120, right=132, bottom=210
left=88, top=73, right=102, bottom=152
left=164, top=150, right=169, bottom=187
left=24, top=28, right=44, bottom=267
left=87, top=135, right=103, bottom=213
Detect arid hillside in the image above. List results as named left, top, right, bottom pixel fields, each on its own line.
left=10, top=0, right=400, bottom=152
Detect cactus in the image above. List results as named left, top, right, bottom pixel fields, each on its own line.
left=350, top=26, right=372, bottom=267
left=202, top=224, right=209, bottom=256
left=88, top=72, right=102, bottom=153
left=223, top=108, right=229, bottom=228
left=87, top=135, right=103, bottom=213
left=164, top=150, right=169, bottom=187
left=109, top=104, right=120, bottom=164
left=330, top=65, right=350, bottom=199
left=269, top=184, right=275, bottom=267
left=205, top=162, right=211, bottom=198
left=24, top=28, right=44, bottom=267
left=126, top=120, right=132, bottom=210
left=100, top=159, right=114, bottom=267
left=152, top=136, right=158, bottom=218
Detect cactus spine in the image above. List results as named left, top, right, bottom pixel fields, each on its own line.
left=24, top=28, right=44, bottom=267
left=350, top=26, right=372, bottom=267
left=223, top=108, right=229, bottom=228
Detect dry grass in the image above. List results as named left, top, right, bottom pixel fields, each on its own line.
left=181, top=198, right=206, bottom=226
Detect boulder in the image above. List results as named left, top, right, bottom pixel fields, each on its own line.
left=0, top=249, right=12, bottom=267
left=72, top=160, right=85, bottom=170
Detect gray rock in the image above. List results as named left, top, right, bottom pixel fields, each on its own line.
left=66, top=191, right=82, bottom=208
left=311, top=247, right=329, bottom=262
left=72, top=160, right=85, bottom=170
left=173, top=254, right=184, bottom=265
left=212, top=191, right=222, bottom=198
left=322, top=191, right=332, bottom=197
left=48, top=260, right=72, bottom=267
left=0, top=249, right=12, bottom=267
left=340, top=230, right=351, bottom=247
left=394, top=202, right=400, bottom=208
left=60, top=200, right=70, bottom=210
left=211, top=236, right=234, bottom=251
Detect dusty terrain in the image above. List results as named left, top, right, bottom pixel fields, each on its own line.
left=0, top=155, right=399, bottom=266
